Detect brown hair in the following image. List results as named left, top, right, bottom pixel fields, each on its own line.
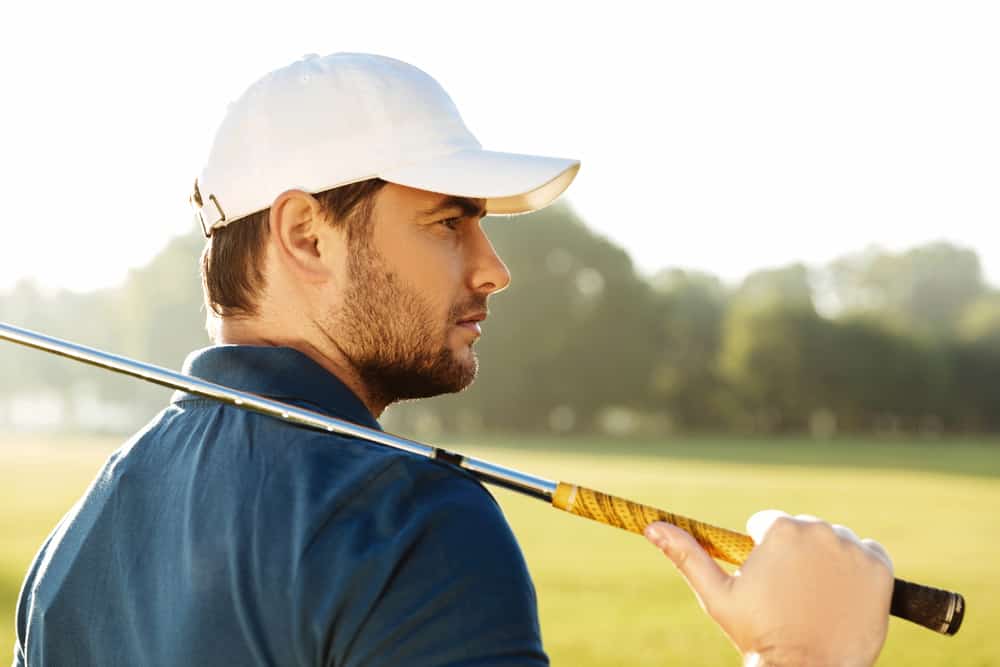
left=200, top=179, right=389, bottom=320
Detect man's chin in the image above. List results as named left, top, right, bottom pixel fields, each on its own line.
left=438, top=352, right=478, bottom=394
left=370, top=352, right=477, bottom=403
left=435, top=349, right=479, bottom=395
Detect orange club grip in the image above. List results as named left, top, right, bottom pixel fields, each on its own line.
left=550, top=482, right=966, bottom=636
left=552, top=481, right=754, bottom=565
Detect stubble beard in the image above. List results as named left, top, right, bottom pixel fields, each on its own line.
left=329, top=240, right=482, bottom=408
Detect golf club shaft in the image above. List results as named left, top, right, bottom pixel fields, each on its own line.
left=0, top=321, right=965, bottom=636
left=0, top=322, right=555, bottom=501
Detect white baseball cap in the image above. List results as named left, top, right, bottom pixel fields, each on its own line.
left=192, top=52, right=580, bottom=236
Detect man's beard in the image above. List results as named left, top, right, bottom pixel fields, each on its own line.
left=327, top=241, right=483, bottom=408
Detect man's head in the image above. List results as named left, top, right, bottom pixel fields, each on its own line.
left=201, top=180, right=509, bottom=410
left=193, top=53, right=578, bottom=413
left=323, top=184, right=508, bottom=407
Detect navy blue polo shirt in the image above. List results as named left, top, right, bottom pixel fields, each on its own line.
left=14, top=346, right=547, bottom=666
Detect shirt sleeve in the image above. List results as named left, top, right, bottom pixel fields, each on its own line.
left=11, top=642, right=25, bottom=667
left=12, top=590, right=26, bottom=667
left=296, top=458, right=549, bottom=667
left=12, top=515, right=63, bottom=667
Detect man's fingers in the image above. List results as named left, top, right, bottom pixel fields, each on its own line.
left=645, top=521, right=731, bottom=616
left=746, top=509, right=792, bottom=544
left=831, top=523, right=859, bottom=544
left=861, top=538, right=894, bottom=573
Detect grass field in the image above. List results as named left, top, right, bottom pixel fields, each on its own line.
left=2, top=434, right=998, bottom=665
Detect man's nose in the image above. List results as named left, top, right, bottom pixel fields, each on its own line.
left=468, top=223, right=512, bottom=295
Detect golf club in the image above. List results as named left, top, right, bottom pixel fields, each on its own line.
left=0, top=320, right=965, bottom=636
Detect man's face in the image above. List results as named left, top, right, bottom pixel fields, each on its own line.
left=326, top=184, right=511, bottom=406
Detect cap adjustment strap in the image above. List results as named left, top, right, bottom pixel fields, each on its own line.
left=190, top=179, right=227, bottom=238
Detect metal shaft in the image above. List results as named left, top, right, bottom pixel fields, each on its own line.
left=0, top=321, right=557, bottom=502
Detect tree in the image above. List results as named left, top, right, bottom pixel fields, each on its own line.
left=647, top=269, right=731, bottom=428
left=945, top=292, right=1000, bottom=431
left=720, top=303, right=833, bottom=432
left=736, top=263, right=815, bottom=311
left=827, top=242, right=985, bottom=339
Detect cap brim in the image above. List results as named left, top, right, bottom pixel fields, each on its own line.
left=379, top=149, right=580, bottom=215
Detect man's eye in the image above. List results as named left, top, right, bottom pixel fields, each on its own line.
left=439, top=217, right=462, bottom=230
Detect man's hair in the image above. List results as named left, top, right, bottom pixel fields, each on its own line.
left=200, top=179, right=389, bottom=321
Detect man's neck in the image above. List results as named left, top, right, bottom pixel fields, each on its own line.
left=214, top=316, right=388, bottom=418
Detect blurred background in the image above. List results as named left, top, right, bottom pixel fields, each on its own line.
left=1, top=1, right=998, bottom=665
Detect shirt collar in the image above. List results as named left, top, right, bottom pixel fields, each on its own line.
left=171, top=345, right=381, bottom=431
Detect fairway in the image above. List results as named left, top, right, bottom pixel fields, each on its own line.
left=2, top=435, right=998, bottom=665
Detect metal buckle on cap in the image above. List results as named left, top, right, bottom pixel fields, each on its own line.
left=190, top=180, right=227, bottom=238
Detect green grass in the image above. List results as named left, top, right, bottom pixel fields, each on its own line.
left=2, top=434, right=998, bottom=665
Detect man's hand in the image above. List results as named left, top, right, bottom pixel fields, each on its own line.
left=645, top=511, right=894, bottom=667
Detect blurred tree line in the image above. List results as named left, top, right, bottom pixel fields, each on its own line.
left=1, top=203, right=998, bottom=436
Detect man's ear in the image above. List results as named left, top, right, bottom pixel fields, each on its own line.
left=268, top=190, right=341, bottom=282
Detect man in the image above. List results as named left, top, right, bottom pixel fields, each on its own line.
left=14, top=53, right=893, bottom=666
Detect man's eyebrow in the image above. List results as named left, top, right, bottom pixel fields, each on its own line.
left=419, top=196, right=487, bottom=219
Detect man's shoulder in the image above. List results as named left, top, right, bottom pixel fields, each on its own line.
left=165, top=398, right=505, bottom=533
left=247, top=408, right=493, bottom=500
left=282, top=434, right=542, bottom=666
left=289, top=424, right=504, bottom=527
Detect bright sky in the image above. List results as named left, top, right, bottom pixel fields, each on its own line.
left=1, top=1, right=997, bottom=292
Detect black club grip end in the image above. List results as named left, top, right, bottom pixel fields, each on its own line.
left=890, top=577, right=965, bottom=635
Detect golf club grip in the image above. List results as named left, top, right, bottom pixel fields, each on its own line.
left=552, top=481, right=753, bottom=564
left=551, top=482, right=964, bottom=635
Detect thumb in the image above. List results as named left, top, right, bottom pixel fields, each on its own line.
left=645, top=521, right=732, bottom=616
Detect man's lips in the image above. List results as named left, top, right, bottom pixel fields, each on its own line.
left=456, top=312, right=487, bottom=336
